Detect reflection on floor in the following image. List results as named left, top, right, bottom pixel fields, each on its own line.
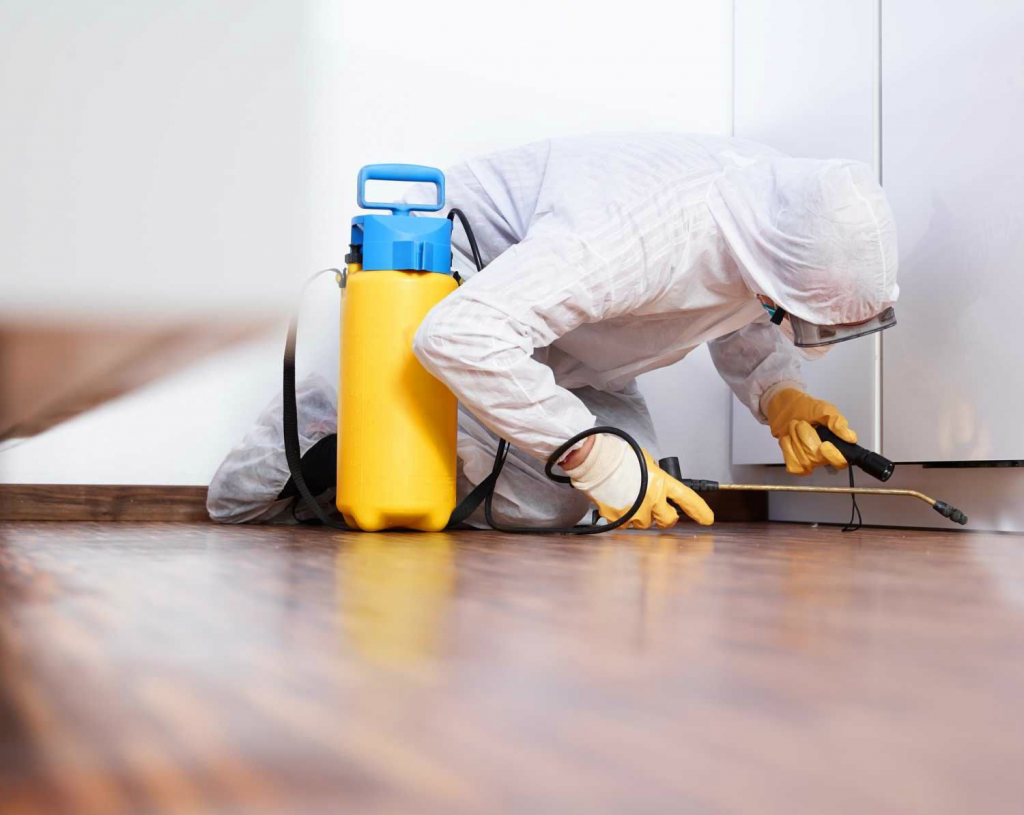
left=1, top=521, right=1022, bottom=814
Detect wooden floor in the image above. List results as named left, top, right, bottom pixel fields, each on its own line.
left=1, top=521, right=1022, bottom=814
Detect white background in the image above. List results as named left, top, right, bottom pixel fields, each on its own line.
left=1, top=0, right=737, bottom=486
left=0, top=1, right=311, bottom=320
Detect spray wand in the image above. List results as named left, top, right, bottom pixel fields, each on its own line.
left=659, top=427, right=969, bottom=526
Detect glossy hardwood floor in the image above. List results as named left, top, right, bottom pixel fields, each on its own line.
left=1, top=521, right=1022, bottom=814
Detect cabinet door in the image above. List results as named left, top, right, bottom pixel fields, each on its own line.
left=732, top=0, right=880, bottom=463
left=881, top=1, right=1024, bottom=461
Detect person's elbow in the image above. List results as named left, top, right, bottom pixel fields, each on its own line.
left=411, top=299, right=456, bottom=376
left=412, top=296, right=519, bottom=384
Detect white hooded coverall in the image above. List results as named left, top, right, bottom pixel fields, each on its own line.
left=207, top=133, right=898, bottom=526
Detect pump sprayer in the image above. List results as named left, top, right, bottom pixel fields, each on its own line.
left=336, top=165, right=459, bottom=531
left=282, top=163, right=969, bottom=533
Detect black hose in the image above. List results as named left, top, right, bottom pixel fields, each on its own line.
left=445, top=212, right=651, bottom=534
left=841, top=466, right=863, bottom=532
left=282, top=268, right=351, bottom=531
left=447, top=208, right=483, bottom=272
left=482, top=428, right=649, bottom=535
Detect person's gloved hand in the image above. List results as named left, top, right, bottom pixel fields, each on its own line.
left=562, top=434, right=714, bottom=529
left=763, top=388, right=857, bottom=475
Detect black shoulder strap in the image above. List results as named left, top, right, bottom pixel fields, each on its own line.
left=282, top=285, right=349, bottom=530
left=445, top=470, right=498, bottom=528
left=277, top=434, right=337, bottom=500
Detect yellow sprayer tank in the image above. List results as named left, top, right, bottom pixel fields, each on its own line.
left=336, top=165, right=458, bottom=531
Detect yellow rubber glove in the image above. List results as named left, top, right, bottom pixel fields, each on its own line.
left=763, top=388, right=858, bottom=476
left=563, top=434, right=714, bottom=529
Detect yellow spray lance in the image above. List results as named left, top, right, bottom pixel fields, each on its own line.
left=658, top=427, right=968, bottom=527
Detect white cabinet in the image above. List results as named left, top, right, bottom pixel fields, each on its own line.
left=881, top=0, right=1024, bottom=461
left=732, top=0, right=880, bottom=463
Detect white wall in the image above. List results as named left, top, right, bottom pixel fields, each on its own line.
left=641, top=357, right=734, bottom=482
left=0, top=1, right=312, bottom=321
left=2, top=0, right=737, bottom=486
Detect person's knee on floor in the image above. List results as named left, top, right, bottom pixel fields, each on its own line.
left=471, top=480, right=592, bottom=530
left=207, top=373, right=338, bottom=524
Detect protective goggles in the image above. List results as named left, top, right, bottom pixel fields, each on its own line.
left=762, top=303, right=897, bottom=347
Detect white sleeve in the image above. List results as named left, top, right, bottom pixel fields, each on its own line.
left=707, top=317, right=805, bottom=424
left=413, top=222, right=648, bottom=461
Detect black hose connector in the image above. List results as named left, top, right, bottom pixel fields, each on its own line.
left=657, top=457, right=719, bottom=492
left=816, top=426, right=895, bottom=482
left=658, top=456, right=683, bottom=480
left=680, top=479, right=721, bottom=492
left=933, top=501, right=969, bottom=526
left=657, top=457, right=719, bottom=519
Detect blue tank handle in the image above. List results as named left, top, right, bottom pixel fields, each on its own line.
left=357, top=164, right=445, bottom=215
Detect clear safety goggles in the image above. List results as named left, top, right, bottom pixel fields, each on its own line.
left=762, top=303, right=897, bottom=347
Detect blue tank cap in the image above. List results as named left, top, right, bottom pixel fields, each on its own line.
left=350, top=164, right=452, bottom=274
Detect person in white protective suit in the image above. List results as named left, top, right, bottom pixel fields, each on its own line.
left=207, top=133, right=899, bottom=528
